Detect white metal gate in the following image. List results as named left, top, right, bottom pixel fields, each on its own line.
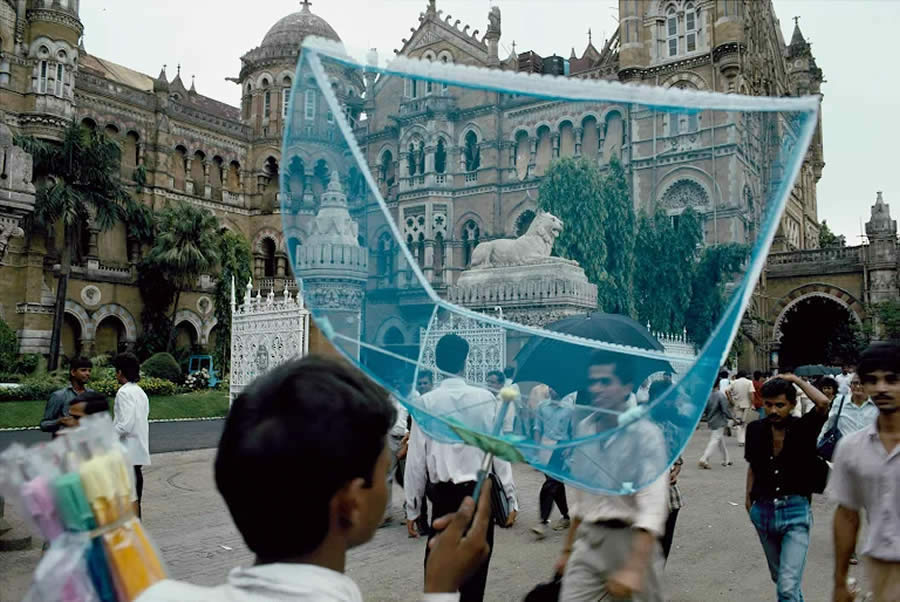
left=230, top=279, right=310, bottom=403
left=419, top=313, right=506, bottom=385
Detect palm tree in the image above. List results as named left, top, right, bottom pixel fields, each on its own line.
left=146, top=202, right=220, bottom=351
left=15, top=123, right=132, bottom=369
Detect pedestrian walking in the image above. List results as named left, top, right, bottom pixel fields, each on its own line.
left=699, top=380, right=735, bottom=469
left=112, top=352, right=150, bottom=519
left=531, top=389, right=572, bottom=539
left=40, top=357, right=93, bottom=436
left=818, top=375, right=878, bottom=447
left=753, top=370, right=766, bottom=420
left=834, top=365, right=854, bottom=397
left=138, top=355, right=493, bottom=602
left=661, top=456, right=684, bottom=564
left=830, top=342, right=900, bottom=602
left=728, top=371, right=757, bottom=446
left=383, top=386, right=409, bottom=527
left=404, top=334, right=519, bottom=602
left=556, top=350, right=668, bottom=602
left=745, top=374, right=830, bottom=601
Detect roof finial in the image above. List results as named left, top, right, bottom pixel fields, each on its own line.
left=427, top=0, right=436, bottom=14
left=300, top=0, right=312, bottom=11
left=793, top=16, right=800, bottom=26
left=176, top=63, right=181, bottom=76
left=511, top=40, right=516, bottom=54
left=588, top=27, right=592, bottom=44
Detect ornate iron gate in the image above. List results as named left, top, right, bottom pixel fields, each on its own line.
left=230, top=279, right=310, bottom=403
left=419, top=313, right=506, bottom=385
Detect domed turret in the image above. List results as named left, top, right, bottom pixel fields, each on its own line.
left=261, top=1, right=340, bottom=48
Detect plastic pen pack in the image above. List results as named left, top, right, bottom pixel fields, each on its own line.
left=0, top=414, right=167, bottom=601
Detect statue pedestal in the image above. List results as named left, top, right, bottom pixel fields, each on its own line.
left=448, top=260, right=598, bottom=328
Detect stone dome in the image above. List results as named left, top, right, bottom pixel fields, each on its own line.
left=261, top=2, right=340, bottom=48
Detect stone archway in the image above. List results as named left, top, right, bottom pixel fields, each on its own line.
left=92, top=304, right=137, bottom=344
left=772, top=283, right=865, bottom=343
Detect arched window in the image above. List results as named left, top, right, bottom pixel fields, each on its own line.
left=38, top=60, right=48, bottom=93
left=416, top=232, right=425, bottom=267
left=666, top=7, right=678, bottom=57
left=514, top=131, right=530, bottom=180
left=173, top=146, right=187, bottom=191
left=55, top=63, right=64, bottom=96
left=434, top=139, right=446, bottom=174
left=417, top=141, right=425, bottom=175
left=462, top=220, right=480, bottom=267
left=464, top=131, right=480, bottom=172
left=685, top=3, right=698, bottom=53
left=261, top=238, right=276, bottom=277
left=384, top=327, right=405, bottom=347
left=313, top=159, right=329, bottom=195
left=407, top=143, right=417, bottom=176
left=264, top=90, right=271, bottom=117
left=377, top=231, right=394, bottom=279
left=304, top=89, right=316, bottom=120
left=227, top=161, right=241, bottom=192
left=515, top=210, right=536, bottom=237
left=433, top=232, right=444, bottom=279
left=380, top=150, right=395, bottom=186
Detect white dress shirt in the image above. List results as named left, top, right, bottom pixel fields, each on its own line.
left=405, top=377, right=519, bottom=521
left=390, top=396, right=409, bottom=439
left=113, top=381, right=150, bottom=466
left=818, top=395, right=879, bottom=441
left=834, top=372, right=854, bottom=396
left=727, top=377, right=755, bottom=410
left=567, top=410, right=669, bottom=537
left=138, top=563, right=460, bottom=601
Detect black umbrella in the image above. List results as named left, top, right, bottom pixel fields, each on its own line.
left=513, top=312, right=671, bottom=396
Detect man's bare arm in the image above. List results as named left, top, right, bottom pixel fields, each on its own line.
left=833, top=505, right=860, bottom=595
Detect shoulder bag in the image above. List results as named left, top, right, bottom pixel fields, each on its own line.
left=816, top=394, right=846, bottom=462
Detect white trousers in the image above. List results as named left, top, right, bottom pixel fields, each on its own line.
left=700, top=427, right=730, bottom=464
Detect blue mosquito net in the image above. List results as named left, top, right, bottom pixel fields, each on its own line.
left=280, top=37, right=819, bottom=494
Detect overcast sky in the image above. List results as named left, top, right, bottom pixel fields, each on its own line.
left=80, top=0, right=898, bottom=245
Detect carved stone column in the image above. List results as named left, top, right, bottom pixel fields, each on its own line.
left=574, top=127, right=584, bottom=156
left=185, top=157, right=194, bottom=195
left=276, top=252, right=287, bottom=278
left=551, top=133, right=560, bottom=159
left=203, top=161, right=211, bottom=199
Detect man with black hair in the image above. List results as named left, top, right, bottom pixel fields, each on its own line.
left=744, top=373, right=830, bottom=601
left=139, top=355, right=493, bottom=601
left=112, top=351, right=150, bottom=518
left=555, top=349, right=669, bottom=601
left=485, top=370, right=505, bottom=392
left=831, top=342, right=900, bottom=602
left=405, top=334, right=519, bottom=601
left=40, top=356, right=93, bottom=435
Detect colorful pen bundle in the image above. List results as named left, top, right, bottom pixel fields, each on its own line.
left=0, top=414, right=166, bottom=601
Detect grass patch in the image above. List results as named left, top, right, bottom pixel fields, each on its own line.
left=0, top=389, right=229, bottom=429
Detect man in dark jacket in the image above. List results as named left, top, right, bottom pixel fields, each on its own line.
left=699, top=380, right=735, bottom=469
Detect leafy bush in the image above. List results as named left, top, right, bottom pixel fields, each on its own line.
left=215, top=377, right=229, bottom=392
left=183, top=369, right=209, bottom=391
left=0, top=318, right=18, bottom=372
left=141, top=352, right=181, bottom=383
left=140, top=376, right=177, bottom=396
left=0, top=372, right=64, bottom=401
left=0, top=373, right=23, bottom=383
left=0, top=373, right=176, bottom=401
left=91, top=354, right=111, bottom=368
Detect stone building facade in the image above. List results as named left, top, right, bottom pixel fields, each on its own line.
left=0, top=0, right=823, bottom=362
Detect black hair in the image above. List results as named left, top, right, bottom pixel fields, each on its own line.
left=858, top=341, right=900, bottom=379
left=417, top=369, right=433, bottom=382
left=487, top=370, right=505, bottom=383
left=435, top=334, right=469, bottom=375
left=589, top=349, right=638, bottom=388
left=815, top=376, right=838, bottom=392
left=215, top=355, right=395, bottom=561
left=736, top=371, right=747, bottom=379
left=503, top=365, right=516, bottom=379
left=718, top=370, right=729, bottom=380
left=753, top=370, right=763, bottom=380
left=112, top=352, right=141, bottom=383
left=72, top=390, right=110, bottom=415
left=69, top=357, right=92, bottom=372
left=760, top=377, right=797, bottom=404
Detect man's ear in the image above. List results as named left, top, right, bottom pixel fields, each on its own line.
left=331, top=477, right=367, bottom=531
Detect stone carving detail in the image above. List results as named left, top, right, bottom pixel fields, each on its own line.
left=196, top=295, right=213, bottom=315
left=230, top=280, right=309, bottom=403
left=469, top=209, right=566, bottom=268
left=420, top=314, right=505, bottom=386
left=487, top=7, right=501, bottom=36
left=660, top=180, right=710, bottom=210
left=80, top=285, right=101, bottom=307
left=304, top=283, right=365, bottom=310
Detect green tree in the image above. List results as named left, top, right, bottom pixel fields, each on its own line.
left=685, top=243, right=749, bottom=345
left=633, top=208, right=703, bottom=333
left=134, top=259, right=175, bottom=360
left=597, top=156, right=636, bottom=315
left=146, top=202, right=220, bottom=352
left=213, top=230, right=252, bottom=374
left=538, top=157, right=609, bottom=300
left=872, top=300, right=900, bottom=339
left=15, top=123, right=132, bottom=369
left=818, top=220, right=845, bottom=248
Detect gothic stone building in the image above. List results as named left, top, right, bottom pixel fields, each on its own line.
left=0, top=0, right=823, bottom=361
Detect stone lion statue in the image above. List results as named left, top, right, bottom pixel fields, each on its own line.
left=469, top=210, right=565, bottom=268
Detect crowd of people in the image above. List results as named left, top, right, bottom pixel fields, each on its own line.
left=32, top=341, right=898, bottom=601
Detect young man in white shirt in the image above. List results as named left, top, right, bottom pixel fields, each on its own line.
left=405, top=334, right=519, bottom=602
left=555, top=349, right=669, bottom=602
left=834, top=365, right=854, bottom=397
left=727, top=371, right=756, bottom=446
left=112, top=352, right=150, bottom=518
left=139, top=355, right=493, bottom=602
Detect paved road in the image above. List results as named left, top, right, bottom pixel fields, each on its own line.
left=1, top=424, right=870, bottom=601
left=0, top=419, right=224, bottom=453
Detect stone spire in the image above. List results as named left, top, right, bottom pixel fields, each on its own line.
left=866, top=191, right=896, bottom=240
left=787, top=17, right=809, bottom=58
left=153, top=65, right=169, bottom=92
left=305, top=170, right=360, bottom=247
